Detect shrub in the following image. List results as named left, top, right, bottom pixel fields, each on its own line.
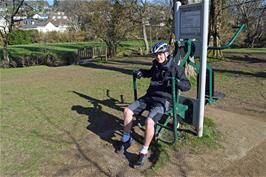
left=37, top=31, right=87, bottom=43
left=9, top=50, right=77, bottom=68
left=9, top=30, right=39, bottom=45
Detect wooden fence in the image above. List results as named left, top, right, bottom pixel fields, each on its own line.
left=77, top=47, right=107, bottom=64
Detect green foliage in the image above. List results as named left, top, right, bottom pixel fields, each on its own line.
left=143, top=142, right=170, bottom=176
left=38, top=31, right=87, bottom=43
left=176, top=117, right=222, bottom=153
left=53, top=0, right=59, bottom=7
left=9, top=31, right=88, bottom=45
left=9, top=30, right=38, bottom=45
left=1, top=40, right=147, bottom=63
left=144, top=118, right=221, bottom=175
left=150, top=142, right=170, bottom=171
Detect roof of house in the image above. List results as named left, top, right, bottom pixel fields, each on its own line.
left=20, top=20, right=51, bottom=29
left=33, top=13, right=49, bottom=18
left=50, top=18, right=70, bottom=27
left=20, top=18, right=70, bottom=29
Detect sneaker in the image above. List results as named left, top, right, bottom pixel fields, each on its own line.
left=116, top=138, right=133, bottom=154
left=133, top=153, right=148, bottom=168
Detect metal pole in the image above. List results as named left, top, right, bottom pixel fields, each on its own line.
left=175, top=1, right=181, bottom=39
left=175, top=1, right=181, bottom=64
left=198, top=0, right=210, bottom=137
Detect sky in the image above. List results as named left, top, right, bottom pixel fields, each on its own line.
left=46, top=0, right=53, bottom=6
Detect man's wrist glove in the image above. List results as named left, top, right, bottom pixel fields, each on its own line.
left=133, top=70, right=142, bottom=79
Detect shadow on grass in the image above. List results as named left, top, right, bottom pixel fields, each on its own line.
left=214, top=69, right=266, bottom=78
left=71, top=91, right=124, bottom=143
left=224, top=54, right=266, bottom=64
left=71, top=90, right=145, bottom=167
left=110, top=59, right=152, bottom=66
left=30, top=105, right=112, bottom=176
left=80, top=62, right=134, bottom=76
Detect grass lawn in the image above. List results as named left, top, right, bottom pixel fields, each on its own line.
left=1, top=54, right=265, bottom=176
left=0, top=40, right=146, bottom=60
left=0, top=58, right=151, bottom=176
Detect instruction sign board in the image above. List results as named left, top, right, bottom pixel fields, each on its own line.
left=175, top=3, right=203, bottom=57
left=174, top=1, right=210, bottom=137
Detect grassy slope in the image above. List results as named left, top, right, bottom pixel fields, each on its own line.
left=0, top=58, right=151, bottom=176
left=1, top=53, right=265, bottom=176
left=1, top=40, right=265, bottom=61
left=0, top=40, right=145, bottom=59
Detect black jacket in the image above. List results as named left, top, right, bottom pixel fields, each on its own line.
left=140, top=55, right=191, bottom=103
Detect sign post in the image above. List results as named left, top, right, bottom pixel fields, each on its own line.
left=175, top=0, right=210, bottom=137
left=198, top=0, right=210, bottom=137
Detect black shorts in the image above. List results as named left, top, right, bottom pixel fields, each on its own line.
left=128, top=96, right=170, bottom=123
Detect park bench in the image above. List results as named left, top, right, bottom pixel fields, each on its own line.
left=77, top=47, right=107, bottom=64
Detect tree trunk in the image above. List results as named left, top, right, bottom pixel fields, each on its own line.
left=208, top=0, right=223, bottom=58
left=106, top=40, right=117, bottom=58
left=142, top=18, right=149, bottom=55
left=3, top=37, right=9, bottom=63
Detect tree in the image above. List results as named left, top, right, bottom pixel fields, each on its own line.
left=53, top=0, right=59, bottom=7
left=226, top=0, right=265, bottom=47
left=127, top=0, right=151, bottom=55
left=56, top=0, right=83, bottom=31
left=61, top=0, right=133, bottom=58
left=104, top=0, right=134, bottom=57
left=152, top=0, right=174, bottom=47
left=0, top=0, right=25, bottom=63
left=208, top=0, right=223, bottom=58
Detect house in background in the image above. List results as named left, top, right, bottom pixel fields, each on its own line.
left=19, top=11, right=70, bottom=33
left=20, top=19, right=69, bottom=33
left=50, top=18, right=69, bottom=32
left=49, top=12, right=68, bottom=20
left=32, top=14, right=49, bottom=20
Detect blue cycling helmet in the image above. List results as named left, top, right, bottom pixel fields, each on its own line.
left=151, top=42, right=169, bottom=54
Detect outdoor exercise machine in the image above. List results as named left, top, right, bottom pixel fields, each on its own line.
left=133, top=1, right=246, bottom=144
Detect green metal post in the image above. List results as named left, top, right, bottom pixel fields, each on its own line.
left=133, top=75, right=137, bottom=101
left=180, top=39, right=192, bottom=67
left=171, top=77, right=177, bottom=144
left=207, top=65, right=213, bottom=103
left=208, top=24, right=246, bottom=50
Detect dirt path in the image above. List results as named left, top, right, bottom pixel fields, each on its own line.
left=214, top=141, right=266, bottom=177
left=156, top=107, right=266, bottom=177
left=40, top=107, right=266, bottom=177
left=40, top=54, right=265, bottom=177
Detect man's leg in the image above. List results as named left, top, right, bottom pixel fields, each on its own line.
left=134, top=105, right=164, bottom=168
left=123, top=98, right=147, bottom=136
left=116, top=107, right=134, bottom=153
left=117, top=99, right=146, bottom=153
left=121, top=108, right=134, bottom=143
left=123, top=107, right=134, bottom=133
left=143, top=106, right=164, bottom=149
left=143, top=117, right=155, bottom=147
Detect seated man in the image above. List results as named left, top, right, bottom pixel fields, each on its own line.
left=117, top=42, right=191, bottom=168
